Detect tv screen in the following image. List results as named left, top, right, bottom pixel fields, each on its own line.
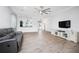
left=59, top=20, right=71, bottom=28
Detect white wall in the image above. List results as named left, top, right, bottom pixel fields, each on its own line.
left=10, top=14, right=17, bottom=28
left=0, top=7, right=11, bottom=28
left=49, top=6, right=79, bottom=32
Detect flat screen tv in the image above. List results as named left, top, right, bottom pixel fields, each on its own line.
left=59, top=20, right=71, bottom=28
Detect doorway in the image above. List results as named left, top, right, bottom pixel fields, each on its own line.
left=38, top=21, right=46, bottom=32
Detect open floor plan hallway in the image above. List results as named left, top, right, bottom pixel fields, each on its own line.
left=20, top=31, right=79, bottom=53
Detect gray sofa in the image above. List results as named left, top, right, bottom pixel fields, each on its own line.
left=0, top=28, right=23, bottom=53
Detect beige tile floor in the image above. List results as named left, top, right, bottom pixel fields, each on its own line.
left=19, top=31, right=79, bottom=53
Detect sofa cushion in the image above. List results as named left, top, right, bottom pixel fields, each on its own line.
left=0, top=32, right=16, bottom=41
left=6, top=32, right=16, bottom=39
left=0, top=28, right=14, bottom=37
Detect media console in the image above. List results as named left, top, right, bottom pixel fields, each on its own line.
left=51, top=29, right=78, bottom=43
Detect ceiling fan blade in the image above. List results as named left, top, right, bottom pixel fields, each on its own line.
left=43, top=8, right=51, bottom=11
left=44, top=12, right=49, bottom=14
left=42, top=10, right=51, bottom=14
left=47, top=11, right=52, bottom=12
left=40, top=6, right=44, bottom=9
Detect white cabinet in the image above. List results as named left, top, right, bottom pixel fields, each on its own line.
left=51, top=29, right=78, bottom=43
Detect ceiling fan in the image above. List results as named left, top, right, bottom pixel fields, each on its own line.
left=35, top=6, right=52, bottom=15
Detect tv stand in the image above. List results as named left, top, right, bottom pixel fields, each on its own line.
left=54, top=30, right=68, bottom=39
left=51, top=29, right=78, bottom=43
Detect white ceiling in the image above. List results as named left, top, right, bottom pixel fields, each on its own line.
left=9, top=6, right=75, bottom=18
